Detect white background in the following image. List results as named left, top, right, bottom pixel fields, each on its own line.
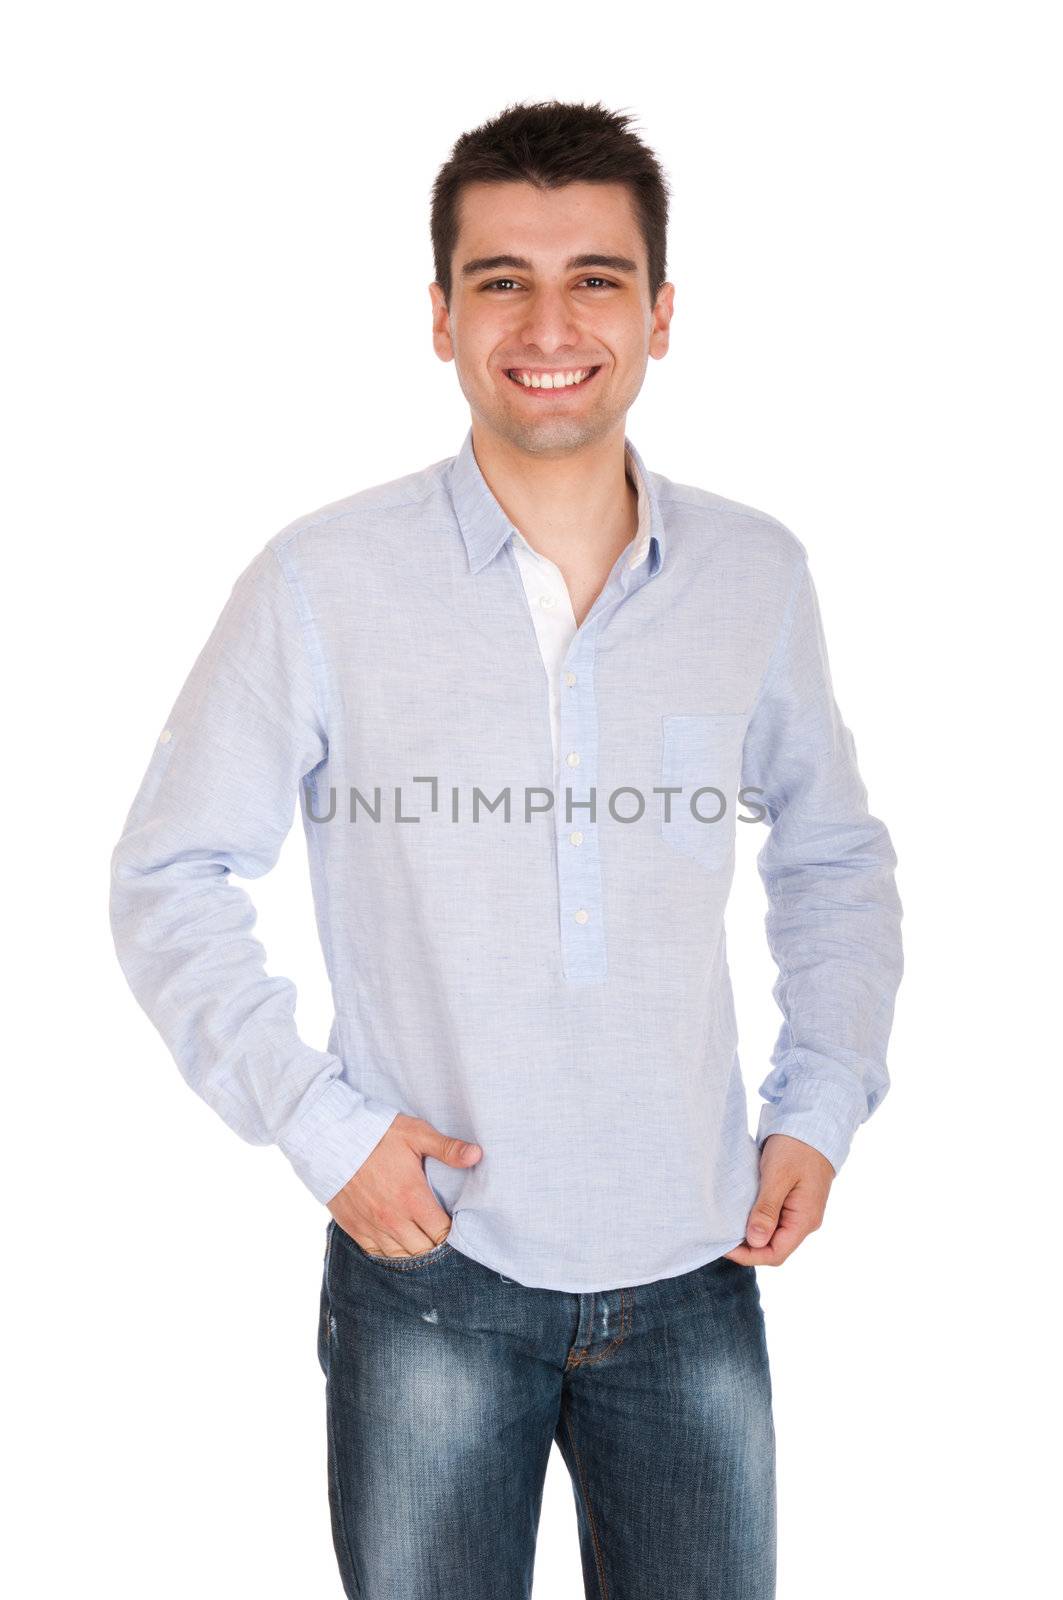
left=5, top=3, right=1059, bottom=1595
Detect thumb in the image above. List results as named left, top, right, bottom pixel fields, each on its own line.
left=418, top=1123, right=483, bottom=1167
left=745, top=1180, right=786, bottom=1246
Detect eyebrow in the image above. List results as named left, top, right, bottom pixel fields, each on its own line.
left=459, top=253, right=639, bottom=279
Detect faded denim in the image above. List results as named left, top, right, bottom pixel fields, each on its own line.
left=318, top=1216, right=776, bottom=1599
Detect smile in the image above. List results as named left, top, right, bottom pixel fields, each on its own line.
left=504, top=365, right=602, bottom=392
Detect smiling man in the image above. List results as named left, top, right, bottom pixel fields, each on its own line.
left=110, top=100, right=903, bottom=1600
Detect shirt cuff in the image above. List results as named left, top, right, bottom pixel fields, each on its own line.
left=276, top=1077, right=403, bottom=1204
left=755, top=1073, right=868, bottom=1176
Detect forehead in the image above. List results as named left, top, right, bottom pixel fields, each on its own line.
left=455, top=180, right=642, bottom=261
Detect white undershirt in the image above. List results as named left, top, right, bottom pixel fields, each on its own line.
left=509, top=445, right=652, bottom=788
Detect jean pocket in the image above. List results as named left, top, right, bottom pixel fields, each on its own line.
left=659, top=712, right=748, bottom=872
left=353, top=1226, right=455, bottom=1271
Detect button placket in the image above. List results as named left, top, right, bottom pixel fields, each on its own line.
left=551, top=547, right=656, bottom=985
left=556, top=624, right=607, bottom=982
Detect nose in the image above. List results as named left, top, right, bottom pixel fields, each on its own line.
left=516, top=287, right=583, bottom=356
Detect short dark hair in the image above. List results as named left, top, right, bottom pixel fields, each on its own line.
left=430, top=100, right=671, bottom=307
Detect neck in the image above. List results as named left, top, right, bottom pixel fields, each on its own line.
left=469, top=419, right=639, bottom=566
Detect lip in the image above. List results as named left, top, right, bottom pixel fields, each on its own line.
left=500, top=365, right=603, bottom=397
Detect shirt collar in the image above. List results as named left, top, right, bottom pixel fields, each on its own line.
left=448, top=424, right=666, bottom=578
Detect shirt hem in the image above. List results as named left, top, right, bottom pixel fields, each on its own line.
left=443, top=1226, right=752, bottom=1293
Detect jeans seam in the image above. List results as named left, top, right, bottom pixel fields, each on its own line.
left=561, top=1397, right=610, bottom=1599
left=568, top=1287, right=631, bottom=1368
left=326, top=1374, right=361, bottom=1594
left=322, top=1225, right=359, bottom=1596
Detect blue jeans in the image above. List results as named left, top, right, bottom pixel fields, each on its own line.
left=318, top=1218, right=776, bottom=1598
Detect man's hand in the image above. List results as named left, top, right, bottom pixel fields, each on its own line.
left=724, top=1133, right=836, bottom=1266
left=326, top=1114, right=482, bottom=1257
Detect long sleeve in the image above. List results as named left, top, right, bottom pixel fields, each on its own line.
left=108, top=542, right=402, bottom=1204
left=740, top=554, right=903, bottom=1175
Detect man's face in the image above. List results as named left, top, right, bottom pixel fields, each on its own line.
left=431, top=180, right=673, bottom=456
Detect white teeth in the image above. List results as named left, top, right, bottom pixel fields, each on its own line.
left=508, top=367, right=594, bottom=389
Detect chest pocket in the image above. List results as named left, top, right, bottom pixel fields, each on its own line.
left=659, top=712, right=748, bottom=872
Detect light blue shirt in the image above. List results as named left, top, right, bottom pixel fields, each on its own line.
left=510, top=439, right=653, bottom=787
left=109, top=425, right=903, bottom=1292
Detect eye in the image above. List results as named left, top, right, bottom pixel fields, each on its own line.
left=479, top=277, right=619, bottom=293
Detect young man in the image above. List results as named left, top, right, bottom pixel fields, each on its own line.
left=110, top=101, right=903, bottom=1600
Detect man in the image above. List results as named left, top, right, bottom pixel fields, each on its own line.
left=110, top=100, right=903, bottom=1600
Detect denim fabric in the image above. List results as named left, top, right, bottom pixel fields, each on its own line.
left=318, top=1216, right=775, bottom=1599
left=109, top=424, right=903, bottom=1291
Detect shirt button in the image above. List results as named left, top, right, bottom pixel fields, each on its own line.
left=564, top=672, right=577, bottom=686
left=158, top=729, right=172, bottom=744
left=574, top=909, right=590, bottom=924
left=538, top=593, right=556, bottom=608
left=569, top=830, right=583, bottom=846
left=566, top=751, right=580, bottom=767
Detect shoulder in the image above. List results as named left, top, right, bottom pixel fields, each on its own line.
left=654, top=471, right=809, bottom=569
left=265, top=456, right=453, bottom=564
